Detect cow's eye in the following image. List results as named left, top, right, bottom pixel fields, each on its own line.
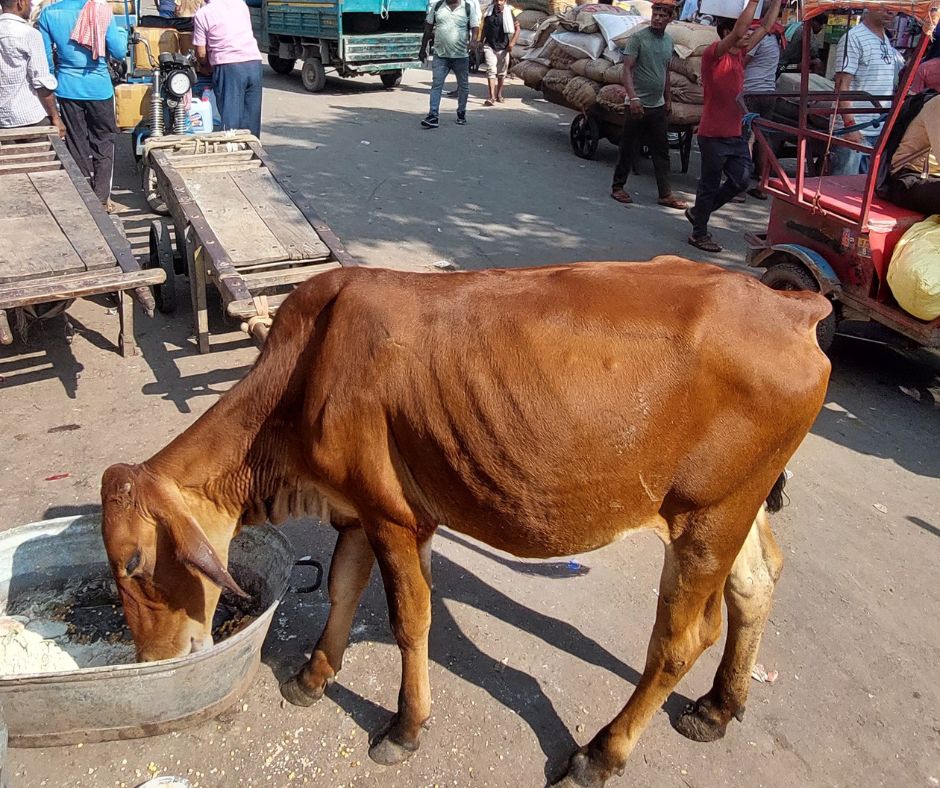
left=125, top=551, right=141, bottom=576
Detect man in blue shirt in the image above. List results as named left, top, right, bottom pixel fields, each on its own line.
left=37, top=0, right=127, bottom=206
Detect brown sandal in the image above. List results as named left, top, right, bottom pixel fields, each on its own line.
left=688, top=234, right=722, bottom=253
left=657, top=195, right=688, bottom=210
left=611, top=189, right=633, bottom=205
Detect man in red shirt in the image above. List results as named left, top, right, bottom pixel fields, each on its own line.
left=686, top=0, right=781, bottom=252
left=910, top=54, right=940, bottom=93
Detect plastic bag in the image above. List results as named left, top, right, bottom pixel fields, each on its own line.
left=887, top=214, right=940, bottom=321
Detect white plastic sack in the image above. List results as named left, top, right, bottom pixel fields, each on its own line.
left=550, top=30, right=606, bottom=60
left=603, top=44, right=623, bottom=63
left=517, top=29, right=538, bottom=46
left=595, top=12, right=645, bottom=51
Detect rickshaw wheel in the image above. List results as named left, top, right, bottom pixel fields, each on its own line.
left=570, top=114, right=599, bottom=160
left=380, top=70, right=403, bottom=89
left=760, top=261, right=837, bottom=352
left=146, top=219, right=178, bottom=315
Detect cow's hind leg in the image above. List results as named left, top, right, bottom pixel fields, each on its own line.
left=364, top=520, right=433, bottom=766
left=281, top=525, right=375, bottom=706
left=675, top=508, right=783, bottom=742
left=555, top=518, right=739, bottom=787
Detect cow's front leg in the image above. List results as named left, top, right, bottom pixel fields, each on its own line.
left=364, top=520, right=433, bottom=765
left=281, top=525, right=375, bottom=706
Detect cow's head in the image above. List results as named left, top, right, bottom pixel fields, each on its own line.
left=100, top=463, right=247, bottom=661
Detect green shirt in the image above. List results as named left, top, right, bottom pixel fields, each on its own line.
left=622, top=27, right=673, bottom=109
left=426, top=0, right=481, bottom=59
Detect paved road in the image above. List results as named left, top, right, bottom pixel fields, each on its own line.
left=1, top=65, right=938, bottom=788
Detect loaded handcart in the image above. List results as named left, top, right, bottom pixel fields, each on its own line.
left=553, top=88, right=699, bottom=174
left=142, top=131, right=355, bottom=353
left=0, top=127, right=163, bottom=356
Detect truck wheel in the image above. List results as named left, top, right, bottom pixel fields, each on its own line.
left=268, top=54, right=296, bottom=75
left=146, top=219, right=177, bottom=314
left=301, top=58, right=327, bottom=92
left=760, top=261, right=837, bottom=352
left=380, top=70, right=403, bottom=89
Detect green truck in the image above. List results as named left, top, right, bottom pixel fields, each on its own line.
left=249, top=0, right=428, bottom=91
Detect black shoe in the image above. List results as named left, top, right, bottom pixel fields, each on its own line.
left=421, top=114, right=439, bottom=129
left=456, top=112, right=467, bottom=125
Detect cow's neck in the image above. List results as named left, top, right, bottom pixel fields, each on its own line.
left=147, top=374, right=325, bottom=527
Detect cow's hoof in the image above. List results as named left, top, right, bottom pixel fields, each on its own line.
left=674, top=701, right=729, bottom=743
left=368, top=732, right=418, bottom=766
left=550, top=750, right=610, bottom=788
left=279, top=676, right=323, bottom=708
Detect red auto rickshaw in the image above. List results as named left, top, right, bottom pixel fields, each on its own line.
left=745, top=0, right=939, bottom=351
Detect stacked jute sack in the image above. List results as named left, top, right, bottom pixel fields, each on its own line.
left=510, top=3, right=716, bottom=127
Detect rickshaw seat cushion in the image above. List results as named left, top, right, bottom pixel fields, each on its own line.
left=767, top=175, right=925, bottom=233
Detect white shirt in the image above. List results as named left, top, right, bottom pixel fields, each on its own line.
left=0, top=12, right=57, bottom=128
left=834, top=24, right=902, bottom=138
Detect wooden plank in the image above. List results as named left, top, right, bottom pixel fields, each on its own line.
left=231, top=168, right=331, bottom=262
left=1, top=151, right=56, bottom=164
left=167, top=151, right=256, bottom=167
left=29, top=170, right=115, bottom=271
left=0, top=126, right=55, bottom=141
left=241, top=260, right=341, bottom=289
left=184, top=170, right=287, bottom=265
left=170, top=161, right=262, bottom=173
left=49, top=136, right=142, bottom=276
left=0, top=161, right=61, bottom=175
left=0, top=174, right=85, bottom=283
left=0, top=267, right=163, bottom=310
left=0, top=142, right=52, bottom=158
left=248, top=141, right=356, bottom=267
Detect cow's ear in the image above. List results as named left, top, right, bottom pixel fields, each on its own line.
left=157, top=491, right=249, bottom=599
left=173, top=516, right=249, bottom=599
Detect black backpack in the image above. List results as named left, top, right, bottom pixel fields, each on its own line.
left=875, top=89, right=937, bottom=198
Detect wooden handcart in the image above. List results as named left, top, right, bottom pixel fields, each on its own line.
left=0, top=127, right=164, bottom=357
left=142, top=131, right=355, bottom=353
left=543, top=87, right=697, bottom=174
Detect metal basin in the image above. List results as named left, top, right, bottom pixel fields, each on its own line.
left=0, top=514, right=293, bottom=747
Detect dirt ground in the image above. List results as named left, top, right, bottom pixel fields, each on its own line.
left=2, top=63, right=939, bottom=788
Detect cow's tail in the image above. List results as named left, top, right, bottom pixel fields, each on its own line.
left=764, top=471, right=788, bottom=514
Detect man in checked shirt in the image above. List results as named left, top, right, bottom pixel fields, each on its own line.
left=0, top=0, right=64, bottom=136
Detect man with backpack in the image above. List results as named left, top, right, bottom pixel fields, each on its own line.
left=882, top=91, right=938, bottom=214
left=419, top=0, right=480, bottom=128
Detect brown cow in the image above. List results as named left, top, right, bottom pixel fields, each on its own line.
left=101, top=258, right=831, bottom=787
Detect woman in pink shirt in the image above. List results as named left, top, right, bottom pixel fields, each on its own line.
left=192, top=0, right=264, bottom=137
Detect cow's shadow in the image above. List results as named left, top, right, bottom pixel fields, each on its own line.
left=264, top=523, right=691, bottom=780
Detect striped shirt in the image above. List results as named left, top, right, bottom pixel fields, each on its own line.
left=834, top=24, right=902, bottom=138
left=0, top=12, right=57, bottom=128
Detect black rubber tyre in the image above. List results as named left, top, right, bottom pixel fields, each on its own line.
left=268, top=54, right=296, bottom=74
left=301, top=58, right=327, bottom=92
left=760, top=261, right=837, bottom=352
left=146, top=219, right=177, bottom=314
left=380, top=70, right=403, bottom=89
left=570, top=113, right=599, bottom=160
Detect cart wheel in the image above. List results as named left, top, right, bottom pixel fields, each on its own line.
left=142, top=164, right=168, bottom=215
left=380, top=70, right=403, bottom=89
left=570, top=114, right=599, bottom=160
left=146, top=220, right=177, bottom=314
left=760, top=261, right=836, bottom=352
left=301, top=58, right=327, bottom=93
left=268, top=54, right=296, bottom=75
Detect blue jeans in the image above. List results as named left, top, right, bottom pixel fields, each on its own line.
left=213, top=60, right=263, bottom=138
left=429, top=56, right=469, bottom=117
left=690, top=135, right=753, bottom=238
left=830, top=144, right=872, bottom=176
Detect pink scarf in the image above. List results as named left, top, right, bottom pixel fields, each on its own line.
left=70, top=0, right=113, bottom=61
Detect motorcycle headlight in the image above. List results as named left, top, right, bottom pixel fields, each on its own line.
left=167, top=70, right=193, bottom=99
